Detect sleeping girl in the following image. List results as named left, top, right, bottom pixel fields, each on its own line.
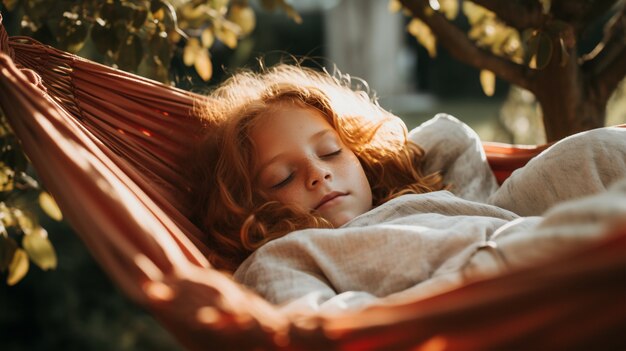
left=191, top=64, right=626, bottom=315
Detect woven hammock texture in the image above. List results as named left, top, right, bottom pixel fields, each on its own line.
left=1, top=14, right=625, bottom=350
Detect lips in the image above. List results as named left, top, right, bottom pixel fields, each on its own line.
left=314, top=191, right=346, bottom=210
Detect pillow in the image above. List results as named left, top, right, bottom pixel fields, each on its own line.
left=408, top=113, right=499, bottom=202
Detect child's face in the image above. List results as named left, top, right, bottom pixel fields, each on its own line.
left=251, top=105, right=373, bottom=227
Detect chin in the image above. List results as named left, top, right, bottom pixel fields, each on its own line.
left=329, top=213, right=353, bottom=227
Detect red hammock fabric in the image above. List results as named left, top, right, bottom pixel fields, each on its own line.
left=1, top=14, right=624, bottom=350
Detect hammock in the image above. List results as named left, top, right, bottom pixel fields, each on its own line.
left=1, top=14, right=624, bottom=350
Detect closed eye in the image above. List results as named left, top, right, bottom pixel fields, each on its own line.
left=321, top=149, right=342, bottom=158
left=271, top=173, right=294, bottom=189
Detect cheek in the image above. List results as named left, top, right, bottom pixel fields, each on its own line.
left=345, top=154, right=368, bottom=182
left=269, top=186, right=308, bottom=209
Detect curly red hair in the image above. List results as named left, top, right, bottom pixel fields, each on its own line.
left=190, top=64, right=443, bottom=271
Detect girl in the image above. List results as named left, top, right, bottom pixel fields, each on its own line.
left=191, top=64, right=626, bottom=311
left=191, top=64, right=445, bottom=272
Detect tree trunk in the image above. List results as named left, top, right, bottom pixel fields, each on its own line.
left=530, top=35, right=606, bottom=142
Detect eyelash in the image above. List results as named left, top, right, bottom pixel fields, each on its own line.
left=271, top=173, right=294, bottom=189
left=270, top=149, right=342, bottom=189
left=321, top=149, right=342, bottom=158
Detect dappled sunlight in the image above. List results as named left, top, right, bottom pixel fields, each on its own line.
left=143, top=280, right=175, bottom=302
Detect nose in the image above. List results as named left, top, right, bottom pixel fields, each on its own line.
left=307, top=160, right=332, bottom=189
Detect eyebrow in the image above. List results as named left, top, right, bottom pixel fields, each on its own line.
left=255, top=129, right=333, bottom=177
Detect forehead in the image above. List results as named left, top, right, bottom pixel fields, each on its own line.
left=251, top=105, right=333, bottom=145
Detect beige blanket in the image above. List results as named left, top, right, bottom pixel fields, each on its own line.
left=234, top=119, right=626, bottom=318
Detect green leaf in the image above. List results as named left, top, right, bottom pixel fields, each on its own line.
left=7, top=248, right=29, bottom=286
left=23, top=228, right=57, bottom=270
left=39, top=191, right=63, bottom=221
left=0, top=235, right=18, bottom=273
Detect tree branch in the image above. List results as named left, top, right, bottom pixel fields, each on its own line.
left=469, top=0, right=545, bottom=30
left=399, top=0, right=532, bottom=90
left=585, top=3, right=626, bottom=102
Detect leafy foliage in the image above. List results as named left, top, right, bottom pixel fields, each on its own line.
left=393, top=0, right=527, bottom=97
left=2, top=0, right=299, bottom=83
left=394, top=0, right=626, bottom=142
left=0, top=115, right=62, bottom=286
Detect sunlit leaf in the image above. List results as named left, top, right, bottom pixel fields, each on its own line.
left=201, top=28, right=215, bottom=48
left=15, top=209, right=34, bottom=234
left=23, top=228, right=57, bottom=270
left=215, top=26, right=238, bottom=49
left=228, top=5, right=256, bottom=36
left=179, top=2, right=205, bottom=21
left=7, top=248, right=28, bottom=286
left=183, top=38, right=200, bottom=66
left=407, top=18, right=437, bottom=58
left=388, top=0, right=402, bottom=13
left=150, top=0, right=176, bottom=29
left=462, top=1, right=492, bottom=25
left=0, top=202, right=15, bottom=227
left=480, top=69, right=496, bottom=97
left=502, top=31, right=524, bottom=63
left=117, top=34, right=144, bottom=72
left=439, top=0, right=458, bottom=20
left=559, top=36, right=569, bottom=67
left=0, top=235, right=18, bottom=272
left=39, top=191, right=63, bottom=221
left=194, top=48, right=213, bottom=81
left=0, top=166, right=14, bottom=192
left=153, top=7, right=165, bottom=21
left=210, top=0, right=229, bottom=13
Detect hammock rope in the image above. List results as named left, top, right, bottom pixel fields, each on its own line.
left=0, top=13, right=624, bottom=350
